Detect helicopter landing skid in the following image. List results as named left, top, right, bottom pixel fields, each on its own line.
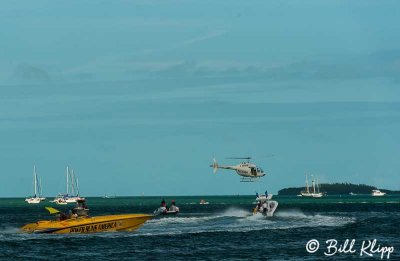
left=240, top=177, right=260, bottom=182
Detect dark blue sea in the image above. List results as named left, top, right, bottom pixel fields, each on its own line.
left=1, top=195, right=399, bottom=260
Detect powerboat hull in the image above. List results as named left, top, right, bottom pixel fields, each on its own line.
left=21, top=214, right=152, bottom=234
left=53, top=199, right=67, bottom=205
left=254, top=200, right=279, bottom=217
left=371, top=190, right=386, bottom=196
left=65, top=197, right=84, bottom=203
left=254, top=194, right=278, bottom=217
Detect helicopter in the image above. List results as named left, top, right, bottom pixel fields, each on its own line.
left=210, top=157, right=266, bottom=182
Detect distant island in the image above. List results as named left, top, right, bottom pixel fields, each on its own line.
left=278, top=183, right=400, bottom=195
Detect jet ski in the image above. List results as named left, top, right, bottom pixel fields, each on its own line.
left=253, top=193, right=278, bottom=217
left=153, top=200, right=180, bottom=216
left=153, top=206, right=179, bottom=216
left=21, top=198, right=152, bottom=234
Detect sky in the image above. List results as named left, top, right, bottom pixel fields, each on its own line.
left=0, top=1, right=400, bottom=197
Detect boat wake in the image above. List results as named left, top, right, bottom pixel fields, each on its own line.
left=220, top=207, right=250, bottom=218
left=133, top=208, right=354, bottom=237
left=0, top=227, right=20, bottom=235
left=0, top=208, right=355, bottom=239
left=274, top=209, right=308, bottom=218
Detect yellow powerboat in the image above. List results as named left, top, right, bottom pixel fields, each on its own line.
left=21, top=199, right=152, bottom=234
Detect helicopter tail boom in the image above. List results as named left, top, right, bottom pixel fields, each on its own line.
left=210, top=158, right=236, bottom=173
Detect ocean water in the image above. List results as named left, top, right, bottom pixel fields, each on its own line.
left=1, top=195, right=399, bottom=260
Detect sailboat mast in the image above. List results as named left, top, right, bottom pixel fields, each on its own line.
left=39, top=177, right=42, bottom=197
left=312, top=175, right=316, bottom=194
left=76, top=177, right=79, bottom=197
left=71, top=169, right=76, bottom=196
left=305, top=173, right=309, bottom=193
left=33, top=165, right=37, bottom=197
left=317, top=176, right=320, bottom=193
left=66, top=166, right=69, bottom=195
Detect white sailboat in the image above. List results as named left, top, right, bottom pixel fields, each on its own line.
left=300, top=174, right=323, bottom=198
left=25, top=166, right=45, bottom=204
left=52, top=166, right=82, bottom=204
left=65, top=168, right=82, bottom=203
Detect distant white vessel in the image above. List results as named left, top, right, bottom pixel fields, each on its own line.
left=349, top=192, right=357, bottom=196
left=25, top=165, right=46, bottom=204
left=371, top=189, right=386, bottom=197
left=300, top=174, right=323, bottom=198
left=102, top=194, right=116, bottom=199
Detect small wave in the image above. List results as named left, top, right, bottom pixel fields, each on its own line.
left=147, top=216, right=219, bottom=225
left=242, top=212, right=272, bottom=222
left=0, top=227, right=21, bottom=234
left=311, top=215, right=354, bottom=227
left=275, top=209, right=308, bottom=218
left=273, top=209, right=355, bottom=228
left=220, top=207, right=250, bottom=218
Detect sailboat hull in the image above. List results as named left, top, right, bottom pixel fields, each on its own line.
left=300, top=192, right=323, bottom=197
left=21, top=214, right=152, bottom=234
left=25, top=198, right=41, bottom=204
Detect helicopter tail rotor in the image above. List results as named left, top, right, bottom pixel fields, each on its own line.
left=211, top=158, right=218, bottom=174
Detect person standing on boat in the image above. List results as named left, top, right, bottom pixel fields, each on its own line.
left=169, top=200, right=177, bottom=212
left=160, top=199, right=168, bottom=214
left=255, top=201, right=262, bottom=213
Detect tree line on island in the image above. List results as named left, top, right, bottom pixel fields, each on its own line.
left=278, top=183, right=400, bottom=195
